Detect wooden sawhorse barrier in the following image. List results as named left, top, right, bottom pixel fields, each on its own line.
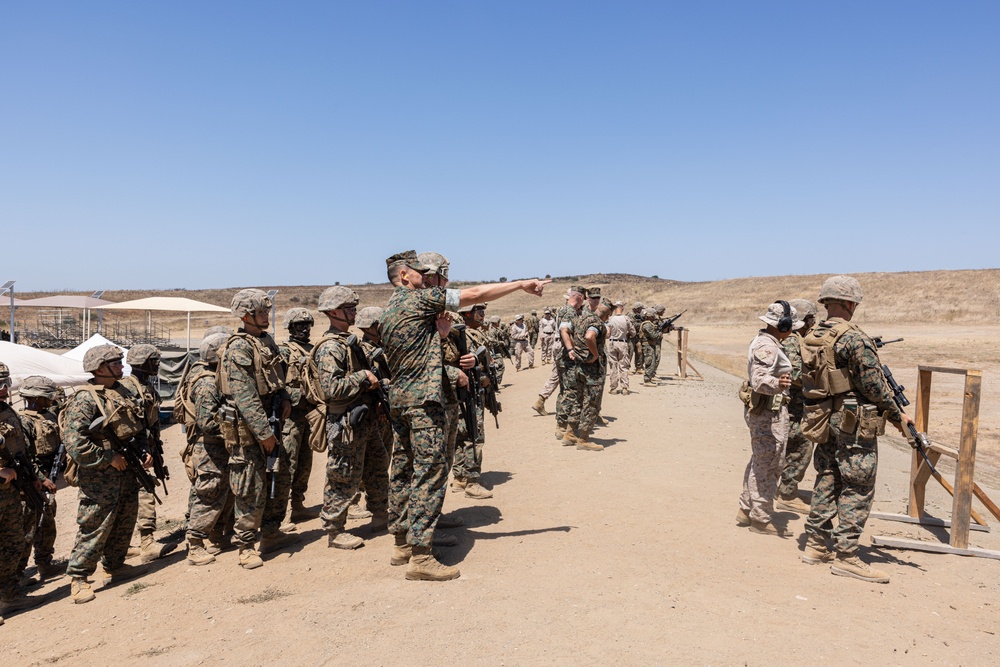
left=667, top=327, right=703, bottom=381
left=871, top=365, right=1000, bottom=559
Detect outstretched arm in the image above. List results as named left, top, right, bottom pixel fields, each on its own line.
left=459, top=279, right=550, bottom=308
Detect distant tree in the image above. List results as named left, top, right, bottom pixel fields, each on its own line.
left=289, top=296, right=301, bottom=303
left=545, top=274, right=551, bottom=279
left=335, top=281, right=340, bottom=286
left=651, top=275, right=659, bottom=279
left=499, top=277, right=507, bottom=282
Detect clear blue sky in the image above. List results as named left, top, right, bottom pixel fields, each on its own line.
left=3, top=2, right=998, bottom=291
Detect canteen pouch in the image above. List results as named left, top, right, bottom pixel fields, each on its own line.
left=858, top=404, right=886, bottom=440
left=217, top=405, right=240, bottom=455
left=306, top=404, right=328, bottom=453
left=802, top=399, right=832, bottom=444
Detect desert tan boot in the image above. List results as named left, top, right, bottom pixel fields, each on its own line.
left=555, top=425, right=568, bottom=441
left=736, top=508, right=751, bottom=527
left=532, top=396, right=548, bottom=416
left=390, top=533, right=412, bottom=566
left=749, top=520, right=788, bottom=537
left=139, top=534, right=173, bottom=563
left=238, top=546, right=264, bottom=570
left=562, top=427, right=580, bottom=446
left=621, top=388, right=629, bottom=396
left=450, top=477, right=468, bottom=493
left=187, top=539, right=216, bottom=566
left=801, top=536, right=835, bottom=564
left=776, top=495, right=811, bottom=514
left=347, top=503, right=372, bottom=519
left=464, top=482, right=493, bottom=499
left=831, top=554, right=889, bottom=584
left=70, top=577, right=96, bottom=604
left=405, top=546, right=460, bottom=581
left=575, top=433, right=604, bottom=451
left=328, top=531, right=364, bottom=550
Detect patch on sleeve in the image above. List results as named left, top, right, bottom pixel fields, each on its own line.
left=753, top=347, right=774, bottom=364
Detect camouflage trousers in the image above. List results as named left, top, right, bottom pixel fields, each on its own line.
left=20, top=495, right=57, bottom=573
left=388, top=403, right=449, bottom=549
left=777, top=416, right=813, bottom=500
left=738, top=406, right=789, bottom=524
left=514, top=340, right=534, bottom=370
left=454, top=401, right=485, bottom=482
left=229, top=440, right=292, bottom=547
left=575, top=364, right=604, bottom=434
left=632, top=339, right=644, bottom=372
left=642, top=344, right=657, bottom=382
left=494, top=353, right=506, bottom=385
left=805, top=411, right=878, bottom=555
left=185, top=439, right=234, bottom=541
left=283, top=412, right=315, bottom=506
left=540, top=333, right=556, bottom=362
left=321, top=416, right=389, bottom=534
left=135, top=489, right=158, bottom=536
left=529, top=332, right=538, bottom=348
left=555, top=357, right=580, bottom=428
left=0, top=485, right=25, bottom=597
left=653, top=342, right=663, bottom=375
left=67, top=466, right=140, bottom=578
left=608, top=341, right=630, bottom=392
left=443, top=403, right=460, bottom=467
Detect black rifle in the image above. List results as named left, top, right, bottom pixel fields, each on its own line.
left=474, top=345, right=502, bottom=428
left=148, top=421, right=169, bottom=496
left=38, top=442, right=66, bottom=528
left=659, top=310, right=687, bottom=333
left=88, top=417, right=162, bottom=504
left=452, top=324, right=480, bottom=445
left=0, top=436, right=46, bottom=514
left=266, top=394, right=282, bottom=500
left=328, top=404, right=370, bottom=442
left=882, top=364, right=940, bottom=477
left=347, top=334, right=390, bottom=416
left=873, top=336, right=903, bottom=349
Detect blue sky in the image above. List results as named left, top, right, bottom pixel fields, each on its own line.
left=3, top=2, right=997, bottom=290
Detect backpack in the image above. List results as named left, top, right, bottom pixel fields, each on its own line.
left=174, top=362, right=216, bottom=481
left=799, top=319, right=856, bottom=444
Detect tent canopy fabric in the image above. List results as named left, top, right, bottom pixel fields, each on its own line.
left=63, top=334, right=131, bottom=373
left=97, top=297, right=229, bottom=313
left=0, top=340, right=91, bottom=388
left=12, top=295, right=115, bottom=308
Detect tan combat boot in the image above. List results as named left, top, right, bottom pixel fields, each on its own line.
left=748, top=520, right=788, bottom=538
left=206, top=530, right=233, bottom=555
left=532, top=396, right=548, bottom=416
left=776, top=495, right=811, bottom=514
left=464, top=481, right=493, bottom=499
left=70, top=577, right=96, bottom=604
left=595, top=415, right=608, bottom=427
left=562, top=426, right=580, bottom=446
left=554, top=424, right=568, bottom=441
left=831, top=554, right=889, bottom=584
left=801, top=536, right=835, bottom=564
left=1, top=592, right=46, bottom=617
left=405, top=546, right=460, bottom=581
left=450, top=477, right=468, bottom=493
left=347, top=503, right=372, bottom=520
left=735, top=508, right=751, bottom=527
left=575, top=432, right=604, bottom=452
left=139, top=534, right=172, bottom=563
left=390, top=533, right=412, bottom=566
left=260, top=529, right=301, bottom=554
left=238, top=546, right=264, bottom=570
left=187, top=538, right=217, bottom=566
left=328, top=531, right=364, bottom=550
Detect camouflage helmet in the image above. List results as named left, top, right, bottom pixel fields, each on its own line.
left=283, top=308, right=314, bottom=328
left=633, top=301, right=644, bottom=310
left=318, top=286, right=360, bottom=313
left=0, top=362, right=11, bottom=388
left=818, top=275, right=863, bottom=304
left=355, top=306, right=384, bottom=329
left=199, top=332, right=229, bottom=364
left=788, top=298, right=818, bottom=319
left=126, top=344, right=160, bottom=366
left=515, top=314, right=524, bottom=320
left=489, top=316, right=501, bottom=324
left=653, top=304, right=666, bottom=314
left=83, top=344, right=123, bottom=372
left=416, top=252, right=449, bottom=280
left=204, top=325, right=231, bottom=338
left=230, top=289, right=272, bottom=318
left=18, top=375, right=58, bottom=399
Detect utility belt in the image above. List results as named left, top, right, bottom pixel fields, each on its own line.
left=838, top=396, right=887, bottom=439
left=738, top=381, right=789, bottom=416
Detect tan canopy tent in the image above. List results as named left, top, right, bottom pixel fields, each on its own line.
left=97, top=297, right=231, bottom=350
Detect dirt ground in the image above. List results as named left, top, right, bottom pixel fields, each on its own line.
left=3, top=343, right=1000, bottom=666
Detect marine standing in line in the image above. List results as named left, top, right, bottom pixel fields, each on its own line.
left=628, top=302, right=645, bottom=375
left=452, top=303, right=493, bottom=500
left=640, top=310, right=662, bottom=387
left=510, top=314, right=534, bottom=371
left=605, top=302, right=635, bottom=395
left=563, top=298, right=613, bottom=451
left=538, top=308, right=557, bottom=365
left=526, top=310, right=539, bottom=350
left=736, top=302, right=799, bottom=536
left=800, top=276, right=912, bottom=583
left=553, top=287, right=586, bottom=442
left=277, top=308, right=321, bottom=523
left=217, top=289, right=297, bottom=570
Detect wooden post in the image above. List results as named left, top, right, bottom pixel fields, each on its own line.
left=950, top=370, right=982, bottom=548
left=908, top=369, right=934, bottom=518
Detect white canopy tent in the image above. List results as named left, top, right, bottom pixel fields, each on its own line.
left=63, top=333, right=132, bottom=376
left=0, top=340, right=91, bottom=389
left=10, top=294, right=116, bottom=339
left=97, top=297, right=230, bottom=351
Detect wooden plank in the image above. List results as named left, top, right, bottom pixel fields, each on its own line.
left=872, top=535, right=1000, bottom=561
left=972, top=483, right=1000, bottom=522
left=927, top=442, right=959, bottom=459
left=908, top=369, right=934, bottom=518
left=870, top=511, right=990, bottom=533
left=951, top=370, right=982, bottom=549
left=917, top=365, right=970, bottom=376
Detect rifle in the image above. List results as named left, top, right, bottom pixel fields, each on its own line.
left=148, top=421, right=169, bottom=496
left=659, top=310, right=687, bottom=333
left=88, top=417, right=162, bottom=504
left=266, top=394, right=282, bottom=500
left=452, top=324, right=480, bottom=445
left=873, top=337, right=903, bottom=349
left=881, top=364, right=940, bottom=477
left=328, top=404, right=370, bottom=442
left=0, top=436, right=46, bottom=514
left=474, top=345, right=502, bottom=428
left=347, top=334, right=390, bottom=416
left=38, top=442, right=66, bottom=528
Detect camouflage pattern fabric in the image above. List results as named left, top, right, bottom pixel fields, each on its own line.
left=640, top=321, right=661, bottom=382
left=387, top=403, right=449, bottom=548
left=739, top=408, right=789, bottom=523
left=572, top=310, right=606, bottom=434
left=185, top=374, right=232, bottom=541
left=121, top=374, right=161, bottom=537
left=628, top=311, right=645, bottom=372
left=0, top=486, right=25, bottom=597
left=381, top=286, right=455, bottom=408
left=219, top=331, right=286, bottom=443
left=538, top=314, right=557, bottom=364
left=279, top=340, right=317, bottom=506
left=228, top=442, right=269, bottom=546
left=777, top=332, right=812, bottom=499
left=554, top=304, right=581, bottom=427
left=360, top=338, right=393, bottom=457
left=454, top=325, right=489, bottom=485
left=804, top=320, right=899, bottom=554
left=443, top=402, right=460, bottom=469
left=526, top=313, right=539, bottom=348
left=18, top=410, right=60, bottom=566
left=510, top=321, right=534, bottom=370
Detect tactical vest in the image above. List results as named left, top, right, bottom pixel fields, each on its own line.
left=799, top=319, right=857, bottom=443
left=121, top=374, right=160, bottom=426
left=66, top=384, right=146, bottom=442
left=0, top=403, right=29, bottom=462
left=21, top=409, right=61, bottom=458
left=282, top=340, right=316, bottom=408
left=175, top=362, right=217, bottom=445
left=217, top=331, right=285, bottom=398
left=305, top=332, right=363, bottom=416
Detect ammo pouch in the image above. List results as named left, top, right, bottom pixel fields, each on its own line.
left=217, top=404, right=241, bottom=455
left=802, top=395, right=843, bottom=445
left=838, top=401, right=886, bottom=440
left=306, top=403, right=328, bottom=453
left=739, top=381, right=785, bottom=416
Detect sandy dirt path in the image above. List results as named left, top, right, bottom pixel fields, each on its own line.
left=3, top=355, right=1000, bottom=666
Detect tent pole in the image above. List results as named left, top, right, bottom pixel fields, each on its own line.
left=187, top=311, right=191, bottom=351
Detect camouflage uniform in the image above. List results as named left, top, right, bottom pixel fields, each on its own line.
left=738, top=332, right=792, bottom=524
left=360, top=338, right=393, bottom=456
left=640, top=317, right=662, bottom=383
left=314, top=329, right=389, bottom=536
left=526, top=312, right=539, bottom=348
left=184, top=363, right=233, bottom=542
left=18, top=406, right=61, bottom=570
left=278, top=339, right=317, bottom=508
left=776, top=332, right=811, bottom=500
left=628, top=306, right=645, bottom=373
left=381, top=285, right=460, bottom=549
left=605, top=313, right=634, bottom=393
left=804, top=319, right=901, bottom=556
left=538, top=312, right=557, bottom=364
left=121, top=371, right=160, bottom=541
left=64, top=382, right=147, bottom=578
left=487, top=319, right=507, bottom=385
left=554, top=303, right=582, bottom=429
left=453, top=324, right=490, bottom=484
left=218, top=331, right=291, bottom=548
left=571, top=310, right=607, bottom=435
left=510, top=317, right=534, bottom=370
left=1, top=400, right=42, bottom=597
